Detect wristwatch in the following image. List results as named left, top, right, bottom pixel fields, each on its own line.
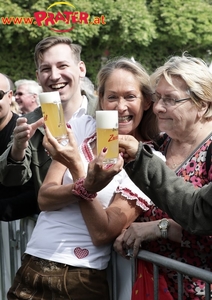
left=158, top=218, right=169, bottom=239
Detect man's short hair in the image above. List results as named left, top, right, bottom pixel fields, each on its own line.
left=34, top=36, right=82, bottom=69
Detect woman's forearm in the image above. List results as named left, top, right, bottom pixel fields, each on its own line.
left=79, top=194, right=140, bottom=246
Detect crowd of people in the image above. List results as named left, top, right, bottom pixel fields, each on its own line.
left=0, top=35, right=212, bottom=300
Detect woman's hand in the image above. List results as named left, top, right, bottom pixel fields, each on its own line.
left=43, top=125, right=85, bottom=180
left=113, top=221, right=161, bottom=258
left=83, top=149, right=124, bottom=193
left=119, top=134, right=140, bottom=163
left=114, top=219, right=182, bottom=258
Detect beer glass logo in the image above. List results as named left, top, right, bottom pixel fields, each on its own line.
left=1, top=1, right=106, bottom=33
left=108, top=133, right=118, bottom=142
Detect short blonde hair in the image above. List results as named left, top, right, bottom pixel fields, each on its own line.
left=151, top=53, right=212, bottom=120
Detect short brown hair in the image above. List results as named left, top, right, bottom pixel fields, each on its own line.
left=34, top=36, right=82, bottom=68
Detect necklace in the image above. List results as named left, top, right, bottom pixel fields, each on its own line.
left=168, top=126, right=209, bottom=169
left=168, top=140, right=192, bottom=170
left=170, top=155, right=184, bottom=169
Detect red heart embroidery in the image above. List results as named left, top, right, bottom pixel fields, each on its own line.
left=74, top=247, right=89, bottom=259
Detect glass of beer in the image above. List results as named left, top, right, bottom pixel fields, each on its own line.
left=96, top=110, right=119, bottom=164
left=39, top=91, right=68, bottom=145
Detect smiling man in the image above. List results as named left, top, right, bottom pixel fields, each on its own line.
left=0, top=36, right=98, bottom=196
left=14, top=79, right=42, bottom=114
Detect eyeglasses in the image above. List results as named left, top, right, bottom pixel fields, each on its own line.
left=151, top=93, right=191, bottom=107
left=14, top=92, right=30, bottom=96
left=0, top=90, right=10, bottom=100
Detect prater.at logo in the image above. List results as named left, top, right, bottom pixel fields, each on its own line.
left=1, top=1, right=106, bottom=33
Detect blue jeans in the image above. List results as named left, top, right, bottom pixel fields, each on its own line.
left=7, top=254, right=110, bottom=300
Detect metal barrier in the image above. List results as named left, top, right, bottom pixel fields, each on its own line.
left=111, top=249, right=212, bottom=300
left=1, top=218, right=212, bottom=300
left=0, top=217, right=37, bottom=300
left=0, top=220, right=22, bottom=300
left=136, top=250, right=212, bottom=300
left=0, top=222, right=6, bottom=300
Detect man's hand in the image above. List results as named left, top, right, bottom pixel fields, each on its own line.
left=10, top=117, right=44, bottom=161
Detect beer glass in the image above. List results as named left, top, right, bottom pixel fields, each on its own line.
left=96, top=110, right=119, bottom=164
left=39, top=91, right=68, bottom=145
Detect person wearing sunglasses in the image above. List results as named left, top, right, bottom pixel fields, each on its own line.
left=0, top=73, right=38, bottom=220
left=14, top=79, right=43, bottom=115
left=114, top=54, right=212, bottom=299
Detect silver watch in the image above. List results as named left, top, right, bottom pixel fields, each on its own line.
left=158, top=218, right=169, bottom=238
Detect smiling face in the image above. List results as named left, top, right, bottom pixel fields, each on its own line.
left=36, top=43, right=86, bottom=103
left=100, top=69, right=151, bottom=136
left=14, top=84, right=37, bottom=114
left=153, top=76, right=201, bottom=138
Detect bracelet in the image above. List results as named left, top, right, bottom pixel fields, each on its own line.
left=72, top=177, right=97, bottom=201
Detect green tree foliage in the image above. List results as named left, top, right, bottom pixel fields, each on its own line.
left=0, top=0, right=212, bottom=85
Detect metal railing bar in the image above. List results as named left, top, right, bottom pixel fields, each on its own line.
left=137, top=250, right=212, bottom=283
left=0, top=222, right=6, bottom=300
left=112, top=250, right=117, bottom=300
left=8, top=222, right=16, bottom=283
left=177, top=272, right=183, bottom=300
left=153, top=264, right=159, bottom=300
left=205, top=282, right=211, bottom=300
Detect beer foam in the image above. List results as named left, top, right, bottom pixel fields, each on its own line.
left=39, top=91, right=61, bottom=103
left=96, top=110, right=118, bottom=128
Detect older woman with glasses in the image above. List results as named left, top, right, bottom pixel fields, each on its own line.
left=114, top=54, right=212, bottom=299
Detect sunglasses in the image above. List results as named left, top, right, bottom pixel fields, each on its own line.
left=0, top=90, right=9, bottom=100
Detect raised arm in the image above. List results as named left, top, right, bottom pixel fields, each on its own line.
left=39, top=152, right=124, bottom=211
left=119, top=134, right=212, bottom=235
left=39, top=125, right=124, bottom=211
left=10, top=117, right=44, bottom=161
left=0, top=116, right=45, bottom=187
left=38, top=125, right=86, bottom=211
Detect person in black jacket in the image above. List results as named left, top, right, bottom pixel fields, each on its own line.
left=0, top=73, right=38, bottom=221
